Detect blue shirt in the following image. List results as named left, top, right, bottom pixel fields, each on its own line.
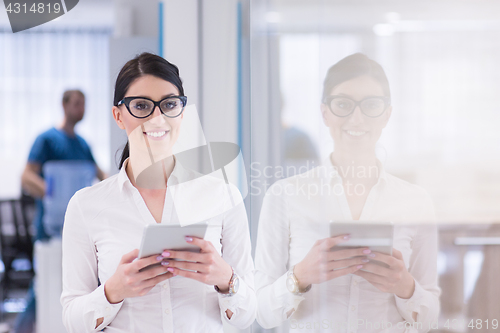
left=28, top=127, right=95, bottom=241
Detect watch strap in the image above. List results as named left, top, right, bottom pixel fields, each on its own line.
left=214, top=267, right=238, bottom=296
left=287, top=265, right=311, bottom=295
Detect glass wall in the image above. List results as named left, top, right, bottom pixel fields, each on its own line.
left=2, top=1, right=500, bottom=332
left=249, top=1, right=500, bottom=332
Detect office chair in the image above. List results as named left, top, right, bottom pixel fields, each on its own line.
left=0, top=195, right=35, bottom=299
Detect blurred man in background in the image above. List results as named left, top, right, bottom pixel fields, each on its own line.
left=15, top=89, right=105, bottom=333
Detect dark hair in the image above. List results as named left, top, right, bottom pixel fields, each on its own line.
left=62, top=89, right=84, bottom=104
left=322, top=53, right=390, bottom=102
left=114, top=52, right=184, bottom=169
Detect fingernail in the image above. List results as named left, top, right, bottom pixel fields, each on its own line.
left=363, top=249, right=371, bottom=254
left=369, top=253, right=376, bottom=258
left=156, top=256, right=163, bottom=261
left=362, top=259, right=369, bottom=263
left=167, top=267, right=174, bottom=272
left=161, top=261, right=169, bottom=266
left=185, top=236, right=193, bottom=242
left=357, top=265, right=363, bottom=269
left=162, top=251, right=170, bottom=257
left=343, top=235, right=350, bottom=240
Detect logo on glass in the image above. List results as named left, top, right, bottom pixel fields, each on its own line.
left=3, top=0, right=79, bottom=33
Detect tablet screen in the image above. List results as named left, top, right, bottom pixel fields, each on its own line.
left=138, top=224, right=209, bottom=259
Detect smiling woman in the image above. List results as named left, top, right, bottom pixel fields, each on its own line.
left=255, top=53, right=440, bottom=332
left=113, top=74, right=185, bottom=182
left=321, top=74, right=392, bottom=159
left=60, top=53, right=256, bottom=333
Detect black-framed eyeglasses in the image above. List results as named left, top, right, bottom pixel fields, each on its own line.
left=323, top=95, right=390, bottom=118
left=116, top=95, right=188, bottom=119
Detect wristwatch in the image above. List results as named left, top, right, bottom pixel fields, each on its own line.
left=286, top=265, right=311, bottom=295
left=214, top=267, right=239, bottom=296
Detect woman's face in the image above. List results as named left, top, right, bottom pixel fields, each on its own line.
left=321, top=75, right=392, bottom=153
left=112, top=74, right=183, bottom=158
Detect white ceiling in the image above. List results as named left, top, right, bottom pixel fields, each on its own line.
left=0, top=0, right=114, bottom=31
left=1, top=0, right=499, bottom=33
left=263, top=0, right=500, bottom=33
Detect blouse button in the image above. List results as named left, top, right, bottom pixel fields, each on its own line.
left=351, top=305, right=356, bottom=312
left=165, top=308, right=170, bottom=314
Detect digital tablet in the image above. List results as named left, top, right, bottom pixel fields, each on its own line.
left=138, top=223, right=209, bottom=259
left=329, top=221, right=394, bottom=267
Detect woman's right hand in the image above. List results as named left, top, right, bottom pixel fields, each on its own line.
left=104, top=249, right=174, bottom=304
left=293, top=235, right=370, bottom=290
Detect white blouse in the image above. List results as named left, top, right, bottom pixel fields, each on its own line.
left=255, top=157, right=440, bottom=333
left=60, top=159, right=256, bottom=333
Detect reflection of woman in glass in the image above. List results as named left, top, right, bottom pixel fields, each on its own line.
left=61, top=53, right=256, bottom=332
left=255, top=54, right=439, bottom=332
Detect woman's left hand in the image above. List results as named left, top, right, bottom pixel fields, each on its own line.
left=160, top=236, right=233, bottom=292
left=353, top=248, right=415, bottom=299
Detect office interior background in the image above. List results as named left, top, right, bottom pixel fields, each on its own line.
left=1, top=0, right=500, bottom=332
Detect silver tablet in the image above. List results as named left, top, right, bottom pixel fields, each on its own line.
left=138, top=224, right=209, bottom=259
left=329, top=221, right=394, bottom=258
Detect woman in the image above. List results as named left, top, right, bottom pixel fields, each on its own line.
left=255, top=53, right=440, bottom=332
left=60, top=53, right=256, bottom=332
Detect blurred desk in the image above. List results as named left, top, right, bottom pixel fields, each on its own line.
left=35, top=238, right=66, bottom=333
left=438, top=223, right=500, bottom=333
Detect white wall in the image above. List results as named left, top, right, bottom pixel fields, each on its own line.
left=162, top=0, right=239, bottom=145
left=108, top=0, right=159, bottom=174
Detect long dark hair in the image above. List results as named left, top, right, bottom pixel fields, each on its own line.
left=114, top=52, right=185, bottom=169
left=322, top=53, right=391, bottom=102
